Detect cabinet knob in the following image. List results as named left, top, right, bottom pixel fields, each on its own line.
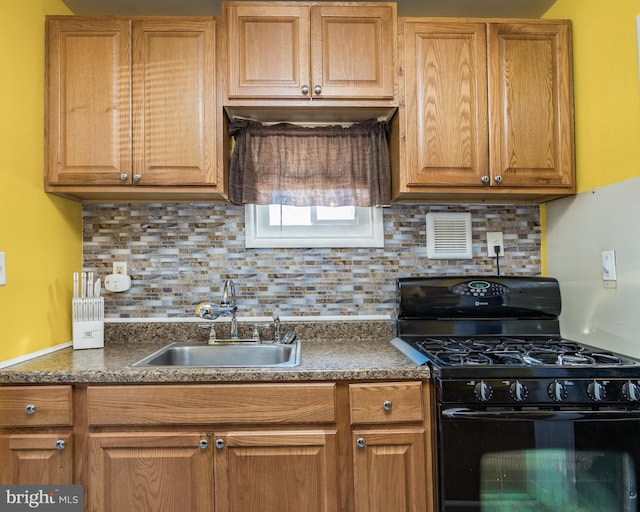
left=481, top=176, right=490, bottom=184
left=301, top=85, right=309, bottom=95
left=356, top=437, right=366, bottom=448
left=313, top=85, right=322, bottom=95
left=25, top=404, right=35, bottom=414
left=383, top=400, right=393, bottom=411
left=133, top=173, right=142, bottom=182
left=56, top=440, right=65, bottom=450
left=199, top=440, right=208, bottom=450
left=120, top=173, right=128, bottom=182
left=494, top=175, right=503, bottom=183
left=215, top=439, right=225, bottom=449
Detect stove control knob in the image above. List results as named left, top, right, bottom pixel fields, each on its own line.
left=509, top=381, right=529, bottom=402
left=474, top=381, right=493, bottom=402
left=587, top=380, right=607, bottom=402
left=548, top=380, right=567, bottom=402
left=622, top=381, right=640, bottom=402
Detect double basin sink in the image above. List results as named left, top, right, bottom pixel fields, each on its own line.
left=131, top=341, right=301, bottom=368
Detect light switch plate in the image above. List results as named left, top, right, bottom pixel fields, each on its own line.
left=0, top=252, right=5, bottom=286
left=602, top=250, right=617, bottom=281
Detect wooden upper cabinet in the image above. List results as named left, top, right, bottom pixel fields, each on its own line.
left=46, top=18, right=131, bottom=186
left=396, top=18, right=574, bottom=202
left=488, top=22, right=574, bottom=189
left=401, top=21, right=488, bottom=188
left=226, top=4, right=310, bottom=98
left=226, top=2, right=396, bottom=100
left=45, top=16, right=223, bottom=200
left=132, top=19, right=217, bottom=186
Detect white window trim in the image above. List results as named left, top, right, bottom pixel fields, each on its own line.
left=245, top=204, right=385, bottom=248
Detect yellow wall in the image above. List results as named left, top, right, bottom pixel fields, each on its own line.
left=544, top=0, right=640, bottom=191
left=0, top=0, right=81, bottom=362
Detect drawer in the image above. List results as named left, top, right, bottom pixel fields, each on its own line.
left=0, top=386, right=73, bottom=427
left=349, top=381, right=423, bottom=424
left=87, top=383, right=336, bottom=426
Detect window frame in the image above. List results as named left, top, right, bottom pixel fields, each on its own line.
left=244, top=204, right=385, bottom=248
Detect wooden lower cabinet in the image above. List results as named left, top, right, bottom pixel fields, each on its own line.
left=88, top=432, right=213, bottom=512
left=349, top=381, right=433, bottom=512
left=0, top=381, right=433, bottom=511
left=215, top=430, right=339, bottom=512
left=88, top=429, right=339, bottom=512
left=0, top=433, right=73, bottom=484
left=352, top=429, right=427, bottom=512
left=0, top=385, right=74, bottom=485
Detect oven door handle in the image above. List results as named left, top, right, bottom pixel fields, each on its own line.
left=442, top=407, right=640, bottom=421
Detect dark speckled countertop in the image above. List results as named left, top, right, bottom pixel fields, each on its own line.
left=0, top=319, right=430, bottom=384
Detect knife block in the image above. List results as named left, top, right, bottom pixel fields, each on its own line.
left=72, top=295, right=105, bottom=350
left=73, top=320, right=104, bottom=350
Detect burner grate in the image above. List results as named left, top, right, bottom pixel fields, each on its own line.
left=410, top=336, right=629, bottom=368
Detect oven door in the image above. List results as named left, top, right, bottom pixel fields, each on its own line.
left=438, top=406, right=640, bottom=512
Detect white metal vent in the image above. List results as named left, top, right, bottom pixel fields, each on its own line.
left=426, top=212, right=473, bottom=259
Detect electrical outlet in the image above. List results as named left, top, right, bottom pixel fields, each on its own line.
left=113, top=262, right=127, bottom=275
left=486, top=232, right=505, bottom=257
left=0, top=252, right=6, bottom=286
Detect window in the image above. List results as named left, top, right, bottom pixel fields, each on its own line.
left=245, top=204, right=384, bottom=248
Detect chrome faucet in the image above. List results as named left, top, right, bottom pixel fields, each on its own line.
left=273, top=313, right=281, bottom=343
left=196, top=278, right=239, bottom=341
left=221, top=279, right=238, bottom=339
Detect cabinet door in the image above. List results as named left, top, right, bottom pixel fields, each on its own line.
left=215, top=430, right=339, bottom=512
left=88, top=432, right=213, bottom=512
left=227, top=4, right=310, bottom=98
left=401, top=21, right=488, bottom=189
left=488, top=22, right=574, bottom=188
left=46, top=18, right=131, bottom=185
left=311, top=5, right=395, bottom=99
left=0, top=433, right=73, bottom=484
left=132, top=19, right=217, bottom=186
left=352, top=429, right=427, bottom=512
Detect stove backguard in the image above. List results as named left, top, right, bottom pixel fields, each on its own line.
left=397, top=276, right=562, bottom=340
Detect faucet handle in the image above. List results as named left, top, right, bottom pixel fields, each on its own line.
left=252, top=323, right=272, bottom=343
left=272, top=313, right=281, bottom=343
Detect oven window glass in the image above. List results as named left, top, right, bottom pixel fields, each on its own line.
left=479, top=449, right=635, bottom=511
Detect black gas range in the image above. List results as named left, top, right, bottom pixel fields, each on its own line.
left=392, top=275, right=640, bottom=406
left=392, top=276, right=640, bottom=512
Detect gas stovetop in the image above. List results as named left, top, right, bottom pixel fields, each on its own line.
left=409, top=336, right=637, bottom=368
left=393, top=276, right=640, bottom=405
left=395, top=334, right=640, bottom=380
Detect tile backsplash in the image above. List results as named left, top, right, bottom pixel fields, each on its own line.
left=83, top=203, right=541, bottom=318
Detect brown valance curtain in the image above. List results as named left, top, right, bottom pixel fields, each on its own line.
left=228, top=119, right=391, bottom=207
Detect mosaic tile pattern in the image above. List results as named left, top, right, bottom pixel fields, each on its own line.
left=82, top=203, right=541, bottom=318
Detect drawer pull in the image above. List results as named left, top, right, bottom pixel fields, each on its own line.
left=56, top=440, right=65, bottom=450
left=25, top=404, right=36, bottom=415
left=356, top=437, right=366, bottom=448
left=383, top=400, right=393, bottom=411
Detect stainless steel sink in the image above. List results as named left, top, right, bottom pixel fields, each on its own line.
left=130, top=341, right=301, bottom=368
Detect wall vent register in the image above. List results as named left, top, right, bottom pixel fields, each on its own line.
left=426, top=212, right=472, bottom=259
